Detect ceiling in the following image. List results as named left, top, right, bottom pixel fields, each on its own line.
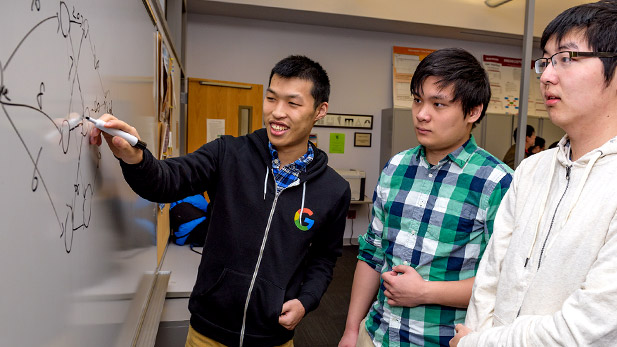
left=186, top=0, right=593, bottom=46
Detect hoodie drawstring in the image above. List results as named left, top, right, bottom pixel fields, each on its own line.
left=300, top=182, right=306, bottom=217
left=263, top=167, right=269, bottom=200
left=563, top=151, right=601, bottom=223
left=524, top=149, right=558, bottom=267
left=524, top=148, right=602, bottom=268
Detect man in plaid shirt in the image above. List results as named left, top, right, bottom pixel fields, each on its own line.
left=339, top=48, right=513, bottom=347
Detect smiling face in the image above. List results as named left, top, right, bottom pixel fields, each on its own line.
left=540, top=31, right=617, bottom=138
left=263, top=74, right=327, bottom=165
left=412, top=76, right=482, bottom=165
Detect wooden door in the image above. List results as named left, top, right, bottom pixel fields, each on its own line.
left=187, top=78, right=263, bottom=154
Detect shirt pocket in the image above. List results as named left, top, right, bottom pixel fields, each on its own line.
left=426, top=201, right=484, bottom=243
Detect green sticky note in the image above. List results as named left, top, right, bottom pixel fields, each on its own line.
left=329, top=133, right=345, bottom=154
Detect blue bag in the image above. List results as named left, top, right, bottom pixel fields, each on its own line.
left=169, top=194, right=208, bottom=246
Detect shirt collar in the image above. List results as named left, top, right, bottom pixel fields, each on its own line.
left=418, top=135, right=478, bottom=168
left=268, top=142, right=314, bottom=171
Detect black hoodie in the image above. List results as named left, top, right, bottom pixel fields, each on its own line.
left=120, top=128, right=351, bottom=346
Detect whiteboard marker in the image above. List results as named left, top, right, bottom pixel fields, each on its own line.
left=86, top=116, right=147, bottom=150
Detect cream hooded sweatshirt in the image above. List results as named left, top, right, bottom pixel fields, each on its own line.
left=461, top=135, right=617, bottom=346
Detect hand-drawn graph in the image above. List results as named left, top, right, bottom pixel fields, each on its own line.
left=1, top=1, right=109, bottom=253
left=1, top=1, right=157, bottom=346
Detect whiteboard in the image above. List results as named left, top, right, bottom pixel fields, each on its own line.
left=0, top=1, right=159, bottom=346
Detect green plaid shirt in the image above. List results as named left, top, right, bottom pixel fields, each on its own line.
left=358, top=136, right=512, bottom=347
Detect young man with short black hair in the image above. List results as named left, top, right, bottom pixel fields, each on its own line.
left=339, top=48, right=513, bottom=347
left=91, top=55, right=351, bottom=347
left=452, top=1, right=617, bottom=345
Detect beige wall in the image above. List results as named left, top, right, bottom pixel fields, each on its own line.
left=186, top=13, right=541, bottom=241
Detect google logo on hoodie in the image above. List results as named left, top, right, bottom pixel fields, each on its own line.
left=294, top=208, right=314, bottom=231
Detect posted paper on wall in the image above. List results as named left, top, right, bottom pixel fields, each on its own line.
left=392, top=46, right=436, bottom=108
left=329, top=133, right=345, bottom=154
left=207, top=118, right=225, bottom=143
left=483, top=55, right=547, bottom=117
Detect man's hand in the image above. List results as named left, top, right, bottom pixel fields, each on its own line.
left=278, top=299, right=305, bottom=330
left=89, top=113, right=143, bottom=164
left=449, top=324, right=472, bottom=347
left=381, top=265, right=427, bottom=307
left=338, top=329, right=359, bottom=347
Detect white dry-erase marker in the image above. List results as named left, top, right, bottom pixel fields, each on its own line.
left=86, top=116, right=147, bottom=150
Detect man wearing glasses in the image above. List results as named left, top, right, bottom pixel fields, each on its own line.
left=451, top=0, right=617, bottom=345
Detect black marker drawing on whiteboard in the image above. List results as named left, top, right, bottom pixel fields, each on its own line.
left=1, top=1, right=111, bottom=253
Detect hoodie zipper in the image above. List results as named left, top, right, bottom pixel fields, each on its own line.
left=537, top=165, right=571, bottom=269
left=239, top=169, right=304, bottom=347
left=239, top=188, right=280, bottom=347
left=518, top=164, right=571, bottom=317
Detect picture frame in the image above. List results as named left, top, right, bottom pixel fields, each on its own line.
left=314, top=113, right=373, bottom=129
left=354, top=132, right=372, bottom=147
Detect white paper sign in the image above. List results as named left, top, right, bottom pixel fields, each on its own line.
left=207, top=118, right=226, bottom=143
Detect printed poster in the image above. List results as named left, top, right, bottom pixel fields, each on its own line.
left=393, top=46, right=435, bottom=108
left=483, top=55, right=547, bottom=117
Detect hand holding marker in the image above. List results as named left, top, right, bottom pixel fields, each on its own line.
left=86, top=116, right=147, bottom=150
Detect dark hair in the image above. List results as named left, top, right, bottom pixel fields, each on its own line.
left=534, top=136, right=546, bottom=148
left=269, top=55, right=330, bottom=109
left=540, top=0, right=617, bottom=84
left=410, top=48, right=491, bottom=127
left=513, top=125, right=535, bottom=141
left=549, top=141, right=559, bottom=149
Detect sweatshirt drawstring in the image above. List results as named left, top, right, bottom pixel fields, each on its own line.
left=524, top=148, right=602, bottom=267
left=263, top=167, right=269, bottom=200
left=524, top=149, right=558, bottom=267
left=563, top=151, right=601, bottom=223
left=300, top=182, right=306, bottom=216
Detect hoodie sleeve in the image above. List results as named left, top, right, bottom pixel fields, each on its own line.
left=461, top=174, right=617, bottom=346
left=119, top=138, right=223, bottom=203
left=297, top=183, right=351, bottom=313
left=461, top=169, right=519, bottom=339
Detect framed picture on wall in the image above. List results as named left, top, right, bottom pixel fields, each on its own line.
left=354, top=132, right=372, bottom=147
left=314, top=113, right=373, bottom=129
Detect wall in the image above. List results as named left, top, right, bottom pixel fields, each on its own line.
left=185, top=13, right=539, bottom=241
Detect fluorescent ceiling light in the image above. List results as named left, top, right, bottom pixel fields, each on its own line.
left=485, top=0, right=512, bottom=7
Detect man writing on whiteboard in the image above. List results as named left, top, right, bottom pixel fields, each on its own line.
left=90, top=55, right=351, bottom=347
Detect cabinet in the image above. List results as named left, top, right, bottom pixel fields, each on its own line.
left=380, top=108, right=418, bottom=169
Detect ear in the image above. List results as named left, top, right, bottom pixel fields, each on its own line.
left=466, top=104, right=483, bottom=124
left=313, top=102, right=328, bottom=123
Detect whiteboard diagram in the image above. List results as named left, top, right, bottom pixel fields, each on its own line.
left=1, top=1, right=109, bottom=252
left=1, top=1, right=158, bottom=345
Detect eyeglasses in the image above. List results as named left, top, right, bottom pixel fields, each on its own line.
left=534, top=51, right=617, bottom=74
